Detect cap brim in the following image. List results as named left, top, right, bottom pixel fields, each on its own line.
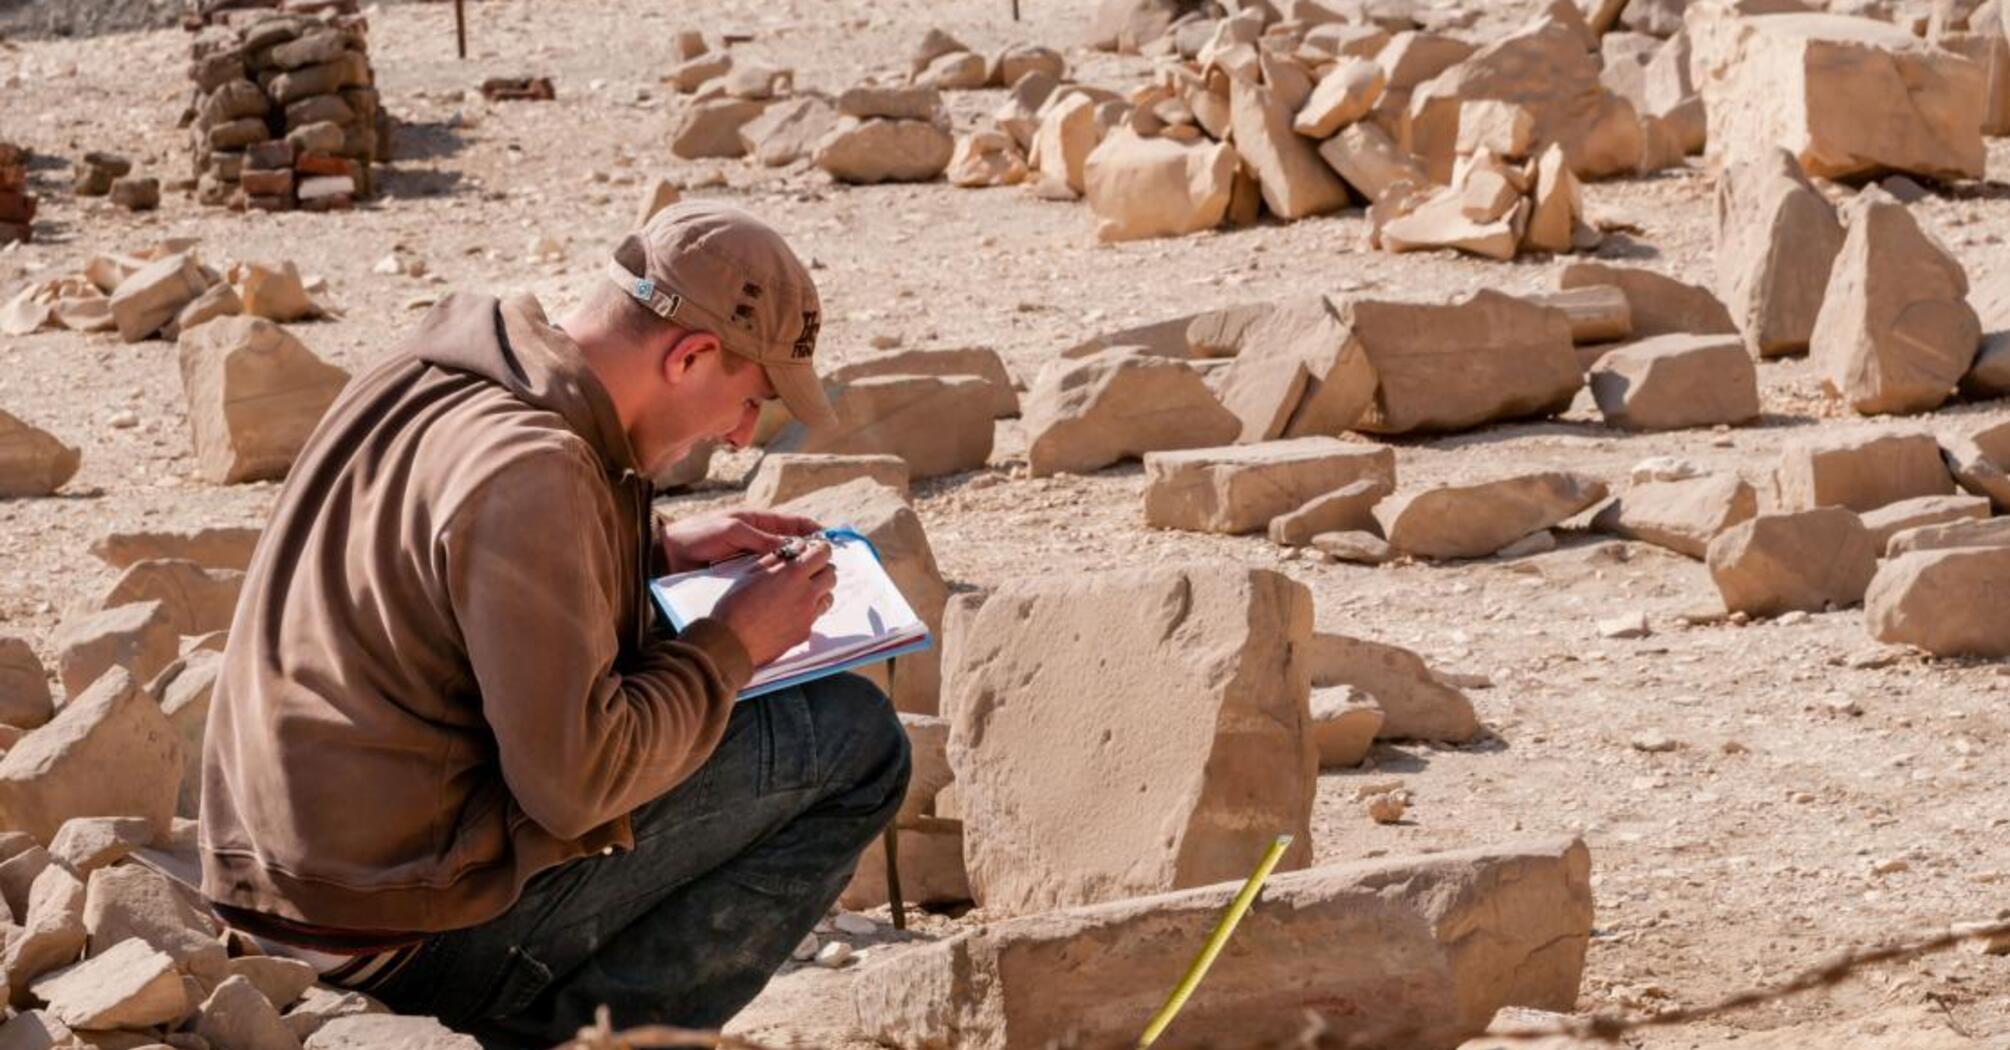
left=766, top=361, right=839, bottom=432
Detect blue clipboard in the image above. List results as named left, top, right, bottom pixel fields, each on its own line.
left=649, top=527, right=935, bottom=700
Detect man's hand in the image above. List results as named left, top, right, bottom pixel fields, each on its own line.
left=711, top=539, right=837, bottom=667
left=659, top=509, right=822, bottom=573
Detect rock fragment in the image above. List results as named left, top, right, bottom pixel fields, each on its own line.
left=814, top=117, right=954, bottom=184
left=1143, top=438, right=1397, bottom=535
left=1811, top=187, right=1979, bottom=416
left=745, top=454, right=909, bottom=508
left=1306, top=633, right=1479, bottom=742
left=1214, top=295, right=1375, bottom=442
left=1309, top=687, right=1383, bottom=768
left=0, top=635, right=53, bottom=731
left=1866, top=547, right=2010, bottom=657
left=1588, top=334, right=1761, bottom=430
left=1591, top=474, right=1759, bottom=558
left=1346, top=291, right=1582, bottom=435
left=1081, top=130, right=1236, bottom=242
left=1715, top=147, right=1844, bottom=358
left=1774, top=431, right=1954, bottom=513
left=1023, top=351, right=1238, bottom=477
left=1377, top=473, right=1609, bottom=561
left=0, top=668, right=180, bottom=845
left=1559, top=262, right=1737, bottom=339
left=1229, top=78, right=1351, bottom=219
left=178, top=317, right=350, bottom=485
left=1706, top=508, right=1879, bottom=617
left=29, top=938, right=187, bottom=1031
left=0, top=411, right=81, bottom=499
left=1267, top=479, right=1391, bottom=548
left=1858, top=494, right=1990, bottom=550
left=49, top=602, right=178, bottom=702
left=770, top=375, right=992, bottom=481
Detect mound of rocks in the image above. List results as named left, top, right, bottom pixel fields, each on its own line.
left=185, top=10, right=392, bottom=211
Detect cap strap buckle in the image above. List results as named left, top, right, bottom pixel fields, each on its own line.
left=607, top=261, right=682, bottom=322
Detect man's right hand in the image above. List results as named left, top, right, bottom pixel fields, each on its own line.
left=711, top=539, right=837, bottom=667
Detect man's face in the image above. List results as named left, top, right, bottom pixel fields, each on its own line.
left=629, top=333, right=777, bottom=483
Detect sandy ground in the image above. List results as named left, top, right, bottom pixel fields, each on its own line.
left=4, top=0, right=2010, bottom=1046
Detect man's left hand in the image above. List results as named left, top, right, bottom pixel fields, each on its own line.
left=658, top=510, right=823, bottom=573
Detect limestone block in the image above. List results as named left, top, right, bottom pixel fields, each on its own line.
left=1023, top=351, right=1239, bottom=477
left=0, top=411, right=80, bottom=499
left=0, top=668, right=180, bottom=845
left=1082, top=130, right=1236, bottom=242
left=745, top=454, right=909, bottom=508
left=177, top=317, right=350, bottom=485
left=1700, top=12, right=1985, bottom=181
left=49, top=602, right=177, bottom=701
left=1774, top=431, right=1953, bottom=512
left=1590, top=474, right=1759, bottom=558
left=944, top=565, right=1316, bottom=916
left=1714, top=147, right=1844, bottom=358
left=1376, top=472, right=1609, bottom=560
left=1143, top=438, right=1397, bottom=534
left=1706, top=508, right=1879, bottom=616
left=814, top=117, right=954, bottom=184
left=1866, top=546, right=2010, bottom=656
left=1559, top=262, right=1737, bottom=339
left=1588, top=334, right=1762, bottom=430
left=1346, top=290, right=1583, bottom=434
left=1811, top=187, right=1979, bottom=416
left=852, top=839, right=1593, bottom=1050
left=769, top=375, right=993, bottom=481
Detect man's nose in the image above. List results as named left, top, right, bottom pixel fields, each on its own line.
left=725, top=405, right=759, bottom=449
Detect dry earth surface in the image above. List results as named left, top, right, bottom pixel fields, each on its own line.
left=4, top=0, right=2010, bottom=1047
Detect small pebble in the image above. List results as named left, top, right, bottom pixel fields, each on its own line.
left=832, top=911, right=876, bottom=937
left=814, top=941, right=852, bottom=968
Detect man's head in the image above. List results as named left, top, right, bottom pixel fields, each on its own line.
left=563, top=202, right=832, bottom=482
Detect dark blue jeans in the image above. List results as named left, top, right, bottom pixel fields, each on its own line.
left=369, top=674, right=910, bottom=1049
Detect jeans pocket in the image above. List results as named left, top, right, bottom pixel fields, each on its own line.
left=462, top=944, right=556, bottom=1026
left=758, top=686, right=818, bottom=797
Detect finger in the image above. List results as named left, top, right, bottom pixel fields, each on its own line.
left=738, top=510, right=823, bottom=537
left=816, top=593, right=835, bottom=613
left=788, top=540, right=834, bottom=574
left=727, top=520, right=789, bottom=556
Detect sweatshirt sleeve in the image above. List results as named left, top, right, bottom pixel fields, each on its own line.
left=440, top=446, right=752, bottom=841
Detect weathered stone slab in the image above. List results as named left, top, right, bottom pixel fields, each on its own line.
left=1774, top=431, right=1953, bottom=512
left=1715, top=147, right=1844, bottom=358
left=0, top=668, right=181, bottom=845
left=852, top=839, right=1593, bottom=1050
left=1143, top=438, right=1397, bottom=535
left=1345, top=291, right=1583, bottom=435
left=1706, top=508, right=1878, bottom=616
left=945, top=566, right=1316, bottom=916
left=1024, top=351, right=1238, bottom=477
left=1590, top=474, right=1759, bottom=558
left=1588, top=334, right=1761, bottom=431
left=1866, top=547, right=2010, bottom=657
left=745, top=454, right=909, bottom=508
left=1305, top=633, right=1479, bottom=742
left=178, top=317, right=349, bottom=485
left=0, top=411, right=81, bottom=499
left=770, top=375, right=994, bottom=481
left=1377, top=473, right=1609, bottom=560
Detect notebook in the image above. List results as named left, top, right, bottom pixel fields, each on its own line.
left=649, top=527, right=934, bottom=700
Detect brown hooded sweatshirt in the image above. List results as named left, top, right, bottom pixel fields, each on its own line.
left=200, top=292, right=752, bottom=938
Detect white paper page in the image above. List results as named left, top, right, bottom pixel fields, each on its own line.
left=653, top=533, right=924, bottom=683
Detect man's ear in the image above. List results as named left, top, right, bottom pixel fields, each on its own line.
left=660, top=330, right=723, bottom=387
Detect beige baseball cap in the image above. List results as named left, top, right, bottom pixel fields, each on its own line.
left=608, top=201, right=836, bottom=430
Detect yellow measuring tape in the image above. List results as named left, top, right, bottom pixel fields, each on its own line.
left=1137, top=835, right=1294, bottom=1048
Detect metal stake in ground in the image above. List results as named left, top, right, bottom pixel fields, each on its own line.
left=455, top=0, right=467, bottom=59
left=1136, top=834, right=1294, bottom=1048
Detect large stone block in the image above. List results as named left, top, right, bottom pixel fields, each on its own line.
left=1866, top=547, right=2010, bottom=656
left=1082, top=129, right=1236, bottom=243
left=49, top=602, right=178, bottom=700
left=1229, top=78, right=1351, bottom=220
left=814, top=117, right=954, bottom=184
left=1023, top=351, right=1239, bottom=477
left=1858, top=494, right=1990, bottom=549
left=1214, top=296, right=1376, bottom=443
left=0, top=410, right=81, bottom=499
left=1143, top=438, right=1397, bottom=535
left=28, top=938, right=187, bottom=1031
left=2, top=864, right=85, bottom=1000
left=825, top=346, right=1018, bottom=420
left=770, top=375, right=993, bottom=481
left=1558, top=262, right=1737, bottom=339
left=1377, top=472, right=1609, bottom=560
left=108, top=253, right=210, bottom=343
left=1811, top=187, right=1978, bottom=416
left=0, top=668, right=180, bottom=845
left=1714, top=147, right=1844, bottom=358
left=1944, top=418, right=2010, bottom=510
left=1706, top=508, right=1878, bottom=616
left=1886, top=516, right=2010, bottom=557
left=1588, top=334, right=1761, bottom=430
left=90, top=525, right=261, bottom=571
left=1345, top=291, right=1583, bottom=435
left=1774, top=431, right=1953, bottom=512
left=178, top=317, right=350, bottom=485
left=776, top=480, right=948, bottom=715
left=92, top=559, right=243, bottom=637
left=945, top=566, right=1316, bottom=916
left=1590, top=474, right=1759, bottom=558
left=1305, top=633, right=1479, bottom=742
left=1698, top=13, right=1985, bottom=181
left=852, top=839, right=1593, bottom=1050
left=1407, top=19, right=1644, bottom=182
left=1026, top=92, right=1102, bottom=198
left=744, top=453, right=909, bottom=508
left=667, top=97, right=768, bottom=159
left=84, top=864, right=226, bottom=977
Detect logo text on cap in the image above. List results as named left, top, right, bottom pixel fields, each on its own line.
left=792, top=310, right=820, bottom=360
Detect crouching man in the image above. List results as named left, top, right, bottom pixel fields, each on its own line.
left=200, top=202, right=909, bottom=1048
